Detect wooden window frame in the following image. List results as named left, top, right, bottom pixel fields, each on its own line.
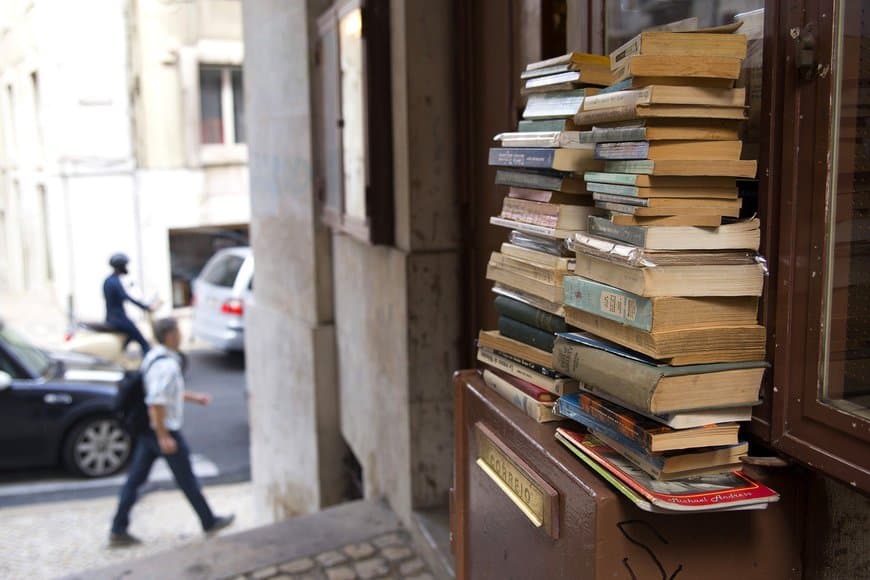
left=315, top=0, right=394, bottom=246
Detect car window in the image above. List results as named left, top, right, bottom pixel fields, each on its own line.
left=201, top=254, right=245, bottom=288
left=0, top=324, right=51, bottom=378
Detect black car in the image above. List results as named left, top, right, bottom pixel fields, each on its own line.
left=0, top=321, right=132, bottom=478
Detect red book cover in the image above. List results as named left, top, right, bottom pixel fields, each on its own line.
left=556, top=428, right=780, bottom=513
left=481, top=365, right=558, bottom=403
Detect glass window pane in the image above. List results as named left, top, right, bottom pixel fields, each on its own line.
left=200, top=67, right=224, bottom=144
left=821, top=0, right=870, bottom=420
left=339, top=7, right=368, bottom=221
left=232, top=69, right=245, bottom=144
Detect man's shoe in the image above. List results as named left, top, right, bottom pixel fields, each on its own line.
left=205, top=514, right=235, bottom=536
left=109, top=531, right=142, bottom=548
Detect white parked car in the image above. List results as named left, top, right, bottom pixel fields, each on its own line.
left=192, top=247, right=253, bottom=352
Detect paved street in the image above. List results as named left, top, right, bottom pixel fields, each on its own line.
left=0, top=347, right=250, bottom=507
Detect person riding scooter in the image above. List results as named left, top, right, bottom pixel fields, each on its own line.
left=104, top=253, right=153, bottom=355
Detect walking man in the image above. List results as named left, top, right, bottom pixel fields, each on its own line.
left=104, top=252, right=152, bottom=354
left=109, top=317, right=234, bottom=546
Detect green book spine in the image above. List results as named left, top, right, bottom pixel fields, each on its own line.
left=604, top=160, right=656, bottom=174
left=583, top=171, right=641, bottom=186
left=588, top=215, right=647, bottom=246
left=493, top=295, right=569, bottom=333
left=563, top=276, right=654, bottom=332
left=586, top=181, right=641, bottom=197
left=498, top=316, right=556, bottom=353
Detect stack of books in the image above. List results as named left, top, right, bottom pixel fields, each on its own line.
left=476, top=52, right=614, bottom=423
left=547, top=26, right=780, bottom=513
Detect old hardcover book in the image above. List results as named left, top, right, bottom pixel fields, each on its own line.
left=562, top=276, right=759, bottom=332
left=564, top=306, right=766, bottom=364
left=554, top=392, right=739, bottom=452
left=522, top=89, right=587, bottom=119
left=481, top=369, right=560, bottom=423
left=582, top=86, right=746, bottom=110
left=586, top=215, right=761, bottom=250
left=594, top=140, right=743, bottom=161
left=555, top=429, right=779, bottom=513
left=613, top=55, right=744, bottom=83
left=493, top=294, right=569, bottom=333
left=575, top=104, right=747, bottom=126
left=552, top=332, right=765, bottom=414
left=507, top=187, right=589, bottom=204
left=602, top=159, right=757, bottom=178
left=478, top=330, right=553, bottom=369
left=498, top=316, right=556, bottom=353
left=501, top=197, right=597, bottom=229
left=610, top=32, right=748, bottom=69
left=572, top=251, right=765, bottom=297
left=495, top=168, right=588, bottom=193
left=477, top=347, right=578, bottom=396
left=583, top=171, right=736, bottom=189
left=488, top=147, right=603, bottom=173
left=592, top=430, right=746, bottom=481
left=609, top=214, right=725, bottom=227
left=500, top=242, right=575, bottom=270
left=584, top=180, right=738, bottom=199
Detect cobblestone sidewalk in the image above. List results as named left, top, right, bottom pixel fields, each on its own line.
left=0, top=482, right=255, bottom=579
left=238, top=530, right=432, bottom=580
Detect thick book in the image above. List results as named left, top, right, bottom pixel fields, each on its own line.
left=498, top=315, right=556, bottom=353
left=575, top=104, right=747, bottom=126
left=522, top=69, right=613, bottom=92
left=562, top=276, right=759, bottom=332
left=552, top=332, right=765, bottom=414
left=572, top=251, right=765, bottom=297
left=610, top=32, right=748, bottom=69
left=554, top=392, right=739, bottom=452
left=500, top=242, right=575, bottom=271
left=592, top=430, right=747, bottom=481
left=502, top=197, right=598, bottom=230
left=582, top=86, right=746, bottom=110
left=481, top=369, right=560, bottom=423
left=602, top=158, right=757, bottom=178
left=478, top=330, right=553, bottom=369
left=595, top=200, right=741, bottom=218
left=508, top=187, right=589, bottom=205
left=477, top=347, right=578, bottom=396
left=564, top=306, right=767, bottom=364
left=583, top=171, right=736, bottom=189
left=480, top=366, right=557, bottom=402
left=587, top=215, right=761, bottom=250
left=555, top=429, right=780, bottom=513
left=490, top=216, right=591, bottom=240
left=594, top=140, right=743, bottom=161
left=522, top=89, right=587, bottom=120
left=487, top=261, right=564, bottom=303
left=517, top=118, right=579, bottom=132
left=488, top=147, right=602, bottom=173
left=613, top=55, right=744, bottom=83
left=494, top=294, right=569, bottom=333
left=584, top=179, right=737, bottom=199
left=495, top=168, right=588, bottom=193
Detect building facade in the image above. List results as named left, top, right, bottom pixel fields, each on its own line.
left=0, top=0, right=249, bottom=321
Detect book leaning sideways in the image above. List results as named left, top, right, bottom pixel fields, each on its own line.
left=555, top=428, right=780, bottom=513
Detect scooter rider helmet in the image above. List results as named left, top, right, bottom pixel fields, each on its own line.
left=109, top=252, right=130, bottom=273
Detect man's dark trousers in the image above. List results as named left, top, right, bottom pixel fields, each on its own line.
left=111, top=430, right=215, bottom=533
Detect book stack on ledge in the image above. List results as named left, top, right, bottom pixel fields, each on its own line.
left=547, top=24, right=780, bottom=513
left=476, top=52, right=613, bottom=423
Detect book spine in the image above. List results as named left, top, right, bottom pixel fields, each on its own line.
left=584, top=171, right=640, bottom=186
left=563, top=277, right=654, bottom=332
left=588, top=215, right=648, bottom=246
left=489, top=148, right=557, bottom=169
left=586, top=182, right=641, bottom=197
left=582, top=88, right=651, bottom=111
left=552, top=337, right=658, bottom=413
left=494, top=295, right=569, bottom=333
left=498, top=316, right=556, bottom=353
left=590, top=126, right=647, bottom=142
left=482, top=370, right=559, bottom=423
left=604, top=160, right=656, bottom=174
left=595, top=141, right=651, bottom=160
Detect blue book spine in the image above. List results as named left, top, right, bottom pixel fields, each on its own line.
left=489, top=148, right=557, bottom=169
left=563, top=276, right=654, bottom=332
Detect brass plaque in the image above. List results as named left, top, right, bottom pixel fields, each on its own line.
left=475, top=423, right=559, bottom=538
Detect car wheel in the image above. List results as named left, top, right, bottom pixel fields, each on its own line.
left=63, top=416, right=132, bottom=478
